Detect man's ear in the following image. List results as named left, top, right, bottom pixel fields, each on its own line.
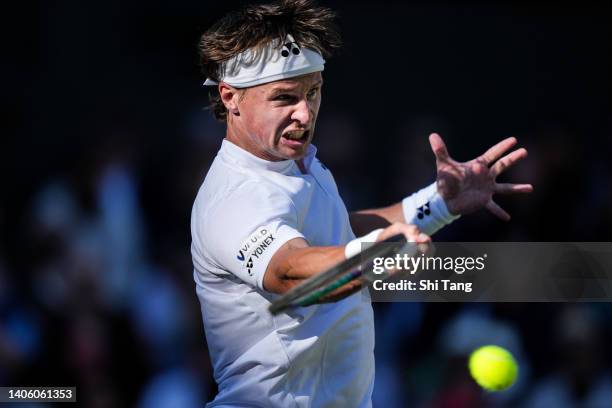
left=219, top=83, right=241, bottom=116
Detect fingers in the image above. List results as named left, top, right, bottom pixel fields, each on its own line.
left=377, top=222, right=419, bottom=242
left=495, top=183, right=534, bottom=194
left=486, top=200, right=511, bottom=221
left=490, top=147, right=528, bottom=177
left=378, top=222, right=430, bottom=244
left=429, top=133, right=450, bottom=162
left=378, top=223, right=432, bottom=269
left=481, top=137, right=517, bottom=166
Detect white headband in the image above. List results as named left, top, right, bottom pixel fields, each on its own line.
left=203, top=35, right=325, bottom=88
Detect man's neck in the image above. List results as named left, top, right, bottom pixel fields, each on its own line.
left=226, top=125, right=309, bottom=174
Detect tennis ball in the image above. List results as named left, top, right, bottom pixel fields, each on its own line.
left=468, top=345, right=518, bottom=391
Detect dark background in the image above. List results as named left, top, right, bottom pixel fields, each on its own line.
left=2, top=1, right=611, bottom=407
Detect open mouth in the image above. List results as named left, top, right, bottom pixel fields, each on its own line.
left=281, top=130, right=309, bottom=145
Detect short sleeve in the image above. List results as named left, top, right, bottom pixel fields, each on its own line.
left=197, top=182, right=305, bottom=290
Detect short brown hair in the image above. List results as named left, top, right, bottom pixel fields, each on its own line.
left=198, top=0, right=341, bottom=121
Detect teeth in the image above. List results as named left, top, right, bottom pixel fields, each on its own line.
left=284, top=131, right=307, bottom=140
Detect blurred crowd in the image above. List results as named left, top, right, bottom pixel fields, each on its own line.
left=3, top=1, right=611, bottom=407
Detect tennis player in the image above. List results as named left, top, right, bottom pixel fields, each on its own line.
left=191, top=1, right=532, bottom=406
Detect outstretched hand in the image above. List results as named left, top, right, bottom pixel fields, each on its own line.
left=429, top=133, right=533, bottom=221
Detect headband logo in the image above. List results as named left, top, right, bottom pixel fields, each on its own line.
left=203, top=34, right=324, bottom=87
left=281, top=41, right=301, bottom=57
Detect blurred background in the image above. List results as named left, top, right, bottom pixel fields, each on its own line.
left=3, top=1, right=612, bottom=407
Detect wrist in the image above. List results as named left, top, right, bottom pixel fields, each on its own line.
left=440, top=191, right=459, bottom=216
left=345, top=228, right=384, bottom=259
left=402, top=182, right=460, bottom=235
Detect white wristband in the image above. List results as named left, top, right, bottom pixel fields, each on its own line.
left=344, top=228, right=384, bottom=259
left=401, top=182, right=460, bottom=235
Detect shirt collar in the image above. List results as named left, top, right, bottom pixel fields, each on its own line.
left=220, top=139, right=318, bottom=174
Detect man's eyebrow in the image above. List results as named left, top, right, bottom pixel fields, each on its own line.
left=268, top=85, right=298, bottom=96
left=268, top=80, right=323, bottom=95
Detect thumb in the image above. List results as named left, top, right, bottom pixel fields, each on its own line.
left=429, top=133, right=450, bottom=162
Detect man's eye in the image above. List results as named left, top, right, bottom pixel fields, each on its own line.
left=275, top=94, right=294, bottom=101
left=307, top=88, right=319, bottom=99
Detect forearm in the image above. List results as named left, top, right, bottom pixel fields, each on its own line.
left=349, top=203, right=403, bottom=237
left=263, top=223, right=428, bottom=304
left=263, top=230, right=384, bottom=301
left=264, top=242, right=353, bottom=297
left=350, top=182, right=460, bottom=237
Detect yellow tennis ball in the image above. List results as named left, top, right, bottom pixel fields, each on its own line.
left=468, top=345, right=518, bottom=391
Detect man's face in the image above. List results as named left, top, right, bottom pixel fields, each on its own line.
left=228, top=72, right=322, bottom=161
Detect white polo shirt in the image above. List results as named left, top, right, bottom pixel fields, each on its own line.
left=191, top=140, right=374, bottom=408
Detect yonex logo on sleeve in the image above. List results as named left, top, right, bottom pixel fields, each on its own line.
left=237, top=226, right=277, bottom=276
left=237, top=227, right=269, bottom=261
left=246, top=257, right=254, bottom=276
left=249, top=235, right=275, bottom=261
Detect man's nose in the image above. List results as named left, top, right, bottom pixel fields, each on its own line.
left=291, top=99, right=313, bottom=125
